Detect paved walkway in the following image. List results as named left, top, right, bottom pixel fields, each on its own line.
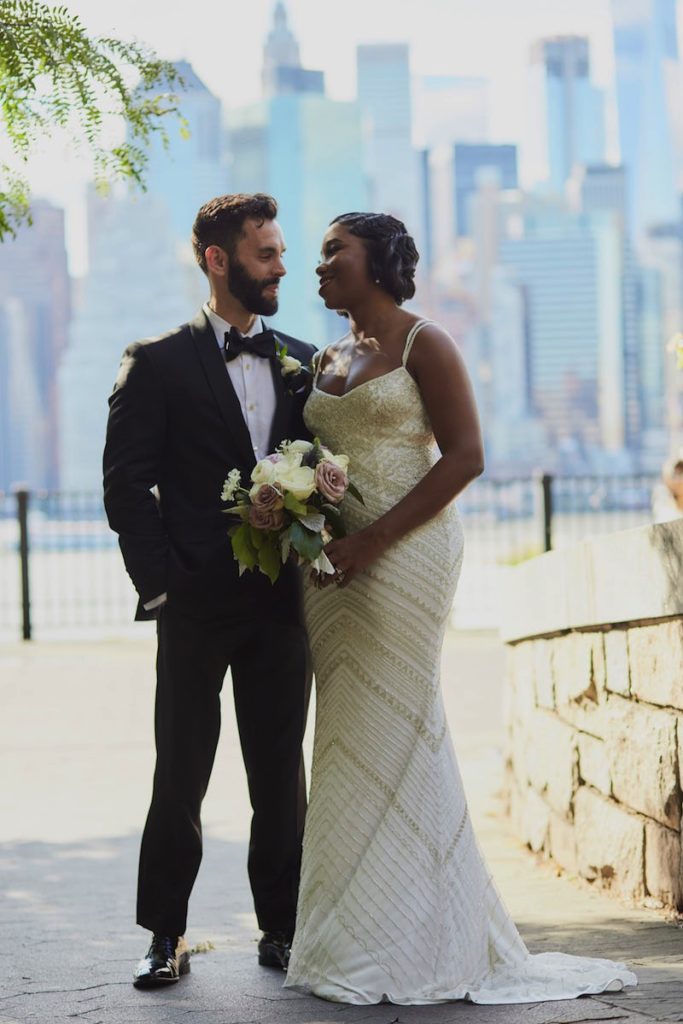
left=0, top=631, right=681, bottom=1024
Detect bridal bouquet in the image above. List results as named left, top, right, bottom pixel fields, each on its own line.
left=221, top=438, right=362, bottom=583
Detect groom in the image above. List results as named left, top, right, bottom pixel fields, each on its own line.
left=103, top=193, right=315, bottom=987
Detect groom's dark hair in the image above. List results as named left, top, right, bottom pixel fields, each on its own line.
left=192, top=193, right=278, bottom=273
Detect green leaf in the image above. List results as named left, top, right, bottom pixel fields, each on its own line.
left=257, top=537, right=281, bottom=584
left=346, top=480, right=365, bottom=505
left=249, top=525, right=265, bottom=550
left=223, top=505, right=249, bottom=519
left=297, top=511, right=325, bottom=532
left=289, top=520, right=324, bottom=562
left=280, top=526, right=292, bottom=563
left=230, top=522, right=257, bottom=571
left=304, top=437, right=325, bottom=468
left=321, top=503, right=347, bottom=537
left=284, top=491, right=308, bottom=515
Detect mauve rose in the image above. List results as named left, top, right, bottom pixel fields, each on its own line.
left=265, top=453, right=283, bottom=464
left=315, top=460, right=348, bottom=504
left=252, top=483, right=284, bottom=511
left=249, top=504, right=284, bottom=530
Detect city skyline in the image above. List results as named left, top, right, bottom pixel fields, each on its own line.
left=2, top=0, right=683, bottom=490
left=17, top=0, right=683, bottom=276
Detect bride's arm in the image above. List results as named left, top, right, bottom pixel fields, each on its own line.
left=324, top=323, right=484, bottom=586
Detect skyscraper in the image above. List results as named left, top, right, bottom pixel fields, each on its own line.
left=227, top=10, right=368, bottom=344
left=500, top=207, right=629, bottom=462
left=414, top=76, right=490, bottom=148
left=142, top=61, right=226, bottom=246
left=640, top=221, right=683, bottom=449
left=356, top=44, right=420, bottom=238
left=531, top=36, right=606, bottom=192
left=262, top=1, right=301, bottom=96
left=453, top=144, right=518, bottom=237
left=262, top=3, right=324, bottom=97
left=0, top=201, right=70, bottom=489
left=228, top=92, right=368, bottom=345
left=570, top=164, right=641, bottom=450
left=58, top=195, right=191, bottom=491
left=611, top=0, right=681, bottom=237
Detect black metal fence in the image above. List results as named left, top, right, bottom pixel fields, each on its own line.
left=0, top=474, right=662, bottom=640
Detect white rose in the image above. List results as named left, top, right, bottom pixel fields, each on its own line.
left=281, top=354, right=302, bottom=375
left=276, top=463, right=316, bottom=501
left=285, top=439, right=314, bottom=456
left=250, top=459, right=278, bottom=486
left=279, top=450, right=303, bottom=469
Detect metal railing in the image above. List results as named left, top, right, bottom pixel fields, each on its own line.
left=0, top=474, right=662, bottom=640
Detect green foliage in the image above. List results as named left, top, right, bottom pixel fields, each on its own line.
left=257, top=536, right=280, bottom=584
left=0, top=0, right=186, bottom=240
left=346, top=480, right=365, bottom=505
left=288, top=520, right=324, bottom=562
left=283, top=491, right=309, bottom=516
left=320, top=502, right=346, bottom=537
left=230, top=523, right=258, bottom=572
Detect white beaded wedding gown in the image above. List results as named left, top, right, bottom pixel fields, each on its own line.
left=284, top=321, right=637, bottom=1005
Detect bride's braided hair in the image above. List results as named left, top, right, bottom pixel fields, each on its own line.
left=331, top=212, right=419, bottom=305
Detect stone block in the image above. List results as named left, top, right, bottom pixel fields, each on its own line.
left=532, top=639, right=555, bottom=710
left=555, top=687, right=609, bottom=739
left=574, top=787, right=645, bottom=899
left=553, top=633, right=596, bottom=706
left=507, top=715, right=530, bottom=791
left=604, top=628, right=630, bottom=696
left=548, top=809, right=578, bottom=875
left=525, top=710, right=577, bottom=817
left=515, top=780, right=551, bottom=852
left=645, top=819, right=682, bottom=910
left=606, top=696, right=681, bottom=830
left=505, top=642, right=535, bottom=721
left=591, top=633, right=607, bottom=696
left=577, top=732, right=611, bottom=796
left=628, top=620, right=683, bottom=711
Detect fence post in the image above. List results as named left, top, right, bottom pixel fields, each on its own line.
left=16, top=488, right=31, bottom=640
left=539, top=473, right=553, bottom=552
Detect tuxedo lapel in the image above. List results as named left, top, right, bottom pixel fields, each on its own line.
left=267, top=330, right=294, bottom=452
left=189, top=309, right=256, bottom=468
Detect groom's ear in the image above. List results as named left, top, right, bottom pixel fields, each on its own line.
left=205, top=245, right=228, bottom=277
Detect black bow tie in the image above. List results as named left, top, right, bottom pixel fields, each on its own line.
left=224, top=326, right=276, bottom=363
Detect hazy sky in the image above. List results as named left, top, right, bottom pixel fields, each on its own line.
left=16, top=0, right=683, bottom=272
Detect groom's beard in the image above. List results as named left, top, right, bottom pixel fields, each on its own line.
left=227, top=256, right=280, bottom=316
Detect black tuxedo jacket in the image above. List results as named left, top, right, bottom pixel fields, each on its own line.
left=103, top=309, right=317, bottom=621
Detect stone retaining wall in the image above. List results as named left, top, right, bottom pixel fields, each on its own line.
left=502, top=519, right=683, bottom=910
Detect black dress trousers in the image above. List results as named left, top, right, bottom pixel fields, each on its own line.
left=136, top=601, right=311, bottom=937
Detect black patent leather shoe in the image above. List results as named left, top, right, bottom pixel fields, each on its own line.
left=257, top=930, right=292, bottom=969
left=133, top=934, right=190, bottom=988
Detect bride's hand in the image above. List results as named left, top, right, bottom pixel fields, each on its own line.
left=320, top=529, right=386, bottom=588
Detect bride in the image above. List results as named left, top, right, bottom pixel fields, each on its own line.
left=283, top=212, right=637, bottom=1005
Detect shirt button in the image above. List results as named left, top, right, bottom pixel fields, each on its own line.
left=245, top=363, right=251, bottom=370
left=248, top=403, right=256, bottom=411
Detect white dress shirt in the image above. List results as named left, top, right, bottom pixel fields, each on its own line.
left=203, top=302, right=277, bottom=462
left=143, top=304, right=278, bottom=612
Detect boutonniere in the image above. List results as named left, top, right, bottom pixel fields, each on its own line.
left=275, top=339, right=313, bottom=394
